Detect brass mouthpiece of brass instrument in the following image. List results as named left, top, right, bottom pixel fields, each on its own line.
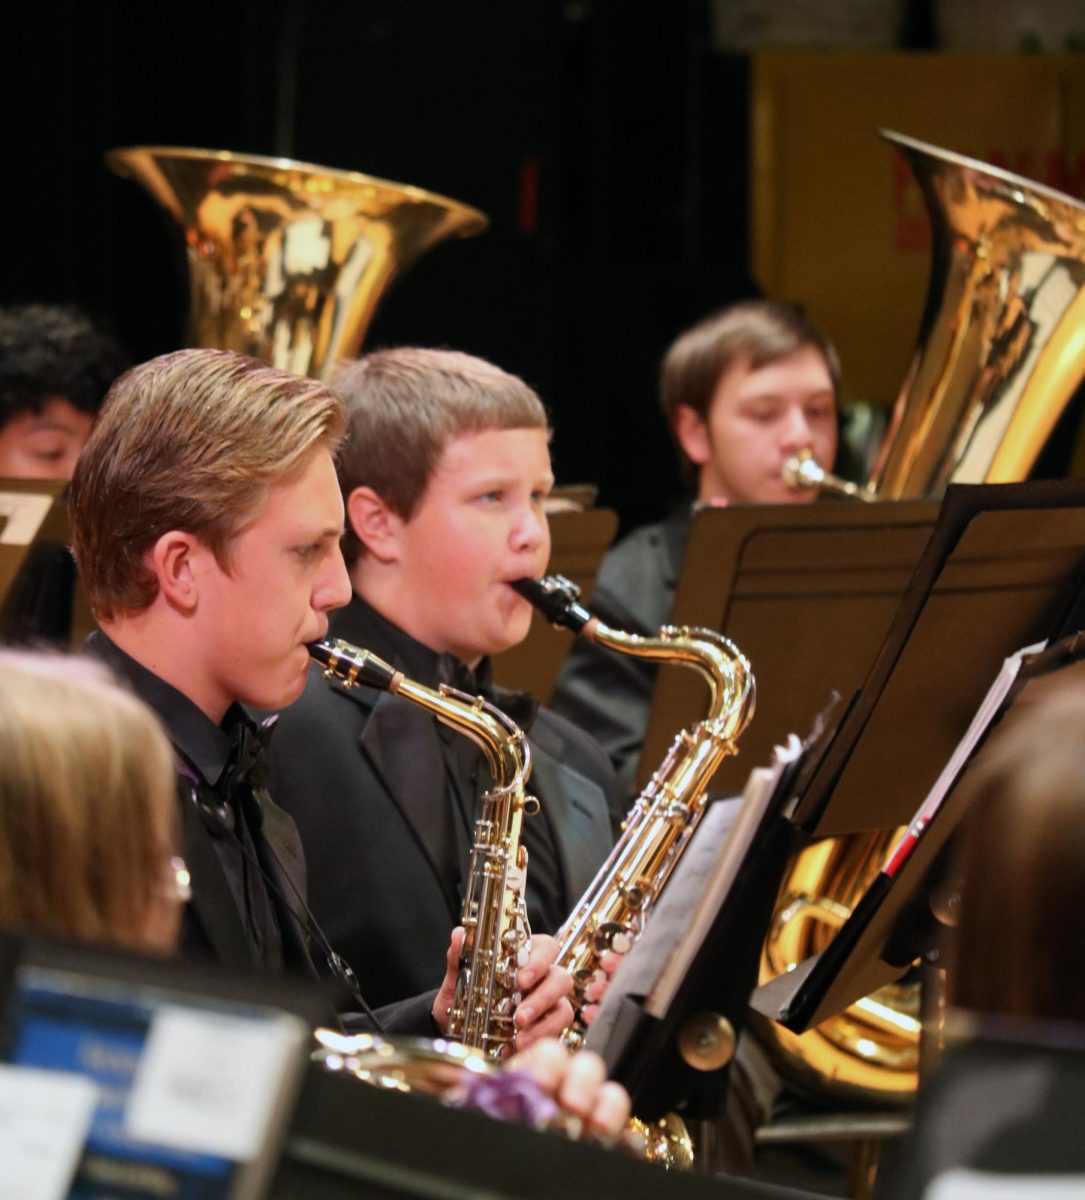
left=782, top=449, right=876, bottom=502
left=308, top=637, right=534, bottom=1061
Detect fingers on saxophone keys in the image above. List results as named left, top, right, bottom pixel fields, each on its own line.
left=514, top=995, right=575, bottom=1049
left=582, top=967, right=610, bottom=1004
left=598, top=949, right=624, bottom=975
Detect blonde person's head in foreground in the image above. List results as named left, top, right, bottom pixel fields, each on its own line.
left=0, top=651, right=182, bottom=954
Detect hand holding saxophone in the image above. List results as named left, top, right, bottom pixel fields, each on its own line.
left=431, top=928, right=575, bottom=1051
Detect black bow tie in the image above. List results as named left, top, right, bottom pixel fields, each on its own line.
left=216, top=716, right=278, bottom=828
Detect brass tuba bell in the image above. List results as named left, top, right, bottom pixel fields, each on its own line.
left=872, top=129, right=1085, bottom=498
left=105, top=146, right=488, bottom=379
left=786, top=129, right=1085, bottom=502
left=764, top=131, right=1085, bottom=1103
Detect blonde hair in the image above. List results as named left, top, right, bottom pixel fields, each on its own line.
left=69, top=348, right=347, bottom=618
left=0, top=651, right=178, bottom=951
left=332, top=347, right=549, bottom=565
left=950, top=678, right=1085, bottom=1023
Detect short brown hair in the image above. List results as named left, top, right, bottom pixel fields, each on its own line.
left=69, top=348, right=346, bottom=618
left=0, top=651, right=178, bottom=951
left=333, top=347, right=548, bottom=565
left=661, top=301, right=841, bottom=464
left=949, top=677, right=1085, bottom=1023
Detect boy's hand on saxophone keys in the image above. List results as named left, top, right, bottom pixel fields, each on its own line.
left=431, top=925, right=466, bottom=1034
left=579, top=948, right=623, bottom=1026
left=512, top=933, right=574, bottom=1050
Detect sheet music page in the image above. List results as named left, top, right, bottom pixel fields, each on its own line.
left=584, top=735, right=805, bottom=1054
left=0, top=492, right=54, bottom=546
left=647, top=735, right=803, bottom=1015
left=0, top=1065, right=97, bottom=1200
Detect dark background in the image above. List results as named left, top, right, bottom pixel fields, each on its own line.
left=3, top=0, right=1040, bottom=532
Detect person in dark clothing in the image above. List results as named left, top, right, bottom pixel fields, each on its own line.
left=67, top=347, right=575, bottom=1042
left=269, top=348, right=621, bottom=1024
left=0, top=303, right=126, bottom=480
left=551, top=300, right=841, bottom=796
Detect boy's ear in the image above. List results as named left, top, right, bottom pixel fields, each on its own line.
left=347, top=486, right=403, bottom=564
left=148, top=530, right=202, bottom=612
left=673, top=404, right=711, bottom=467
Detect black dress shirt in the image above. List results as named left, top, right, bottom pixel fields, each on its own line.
left=344, top=597, right=569, bottom=934
left=87, top=631, right=284, bottom=970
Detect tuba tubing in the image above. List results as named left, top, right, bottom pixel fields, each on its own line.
left=783, top=131, right=1085, bottom=506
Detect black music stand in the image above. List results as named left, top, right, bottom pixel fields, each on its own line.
left=637, top=498, right=940, bottom=794
left=792, top=480, right=1085, bottom=837
left=581, top=724, right=831, bottom=1125
left=585, top=480, right=1085, bottom=1127
left=276, top=1061, right=829, bottom=1200
left=751, top=635, right=1085, bottom=1049
left=741, top=478, right=1085, bottom=1047
left=492, top=507, right=618, bottom=702
left=0, top=477, right=87, bottom=648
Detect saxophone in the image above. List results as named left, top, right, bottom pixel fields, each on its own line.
left=308, top=637, right=535, bottom=1060
left=512, top=576, right=755, bottom=1037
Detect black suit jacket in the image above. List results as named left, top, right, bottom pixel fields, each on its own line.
left=268, top=596, right=619, bottom=1010
left=88, top=631, right=434, bottom=1035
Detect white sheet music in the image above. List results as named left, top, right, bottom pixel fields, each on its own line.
left=0, top=1065, right=98, bottom=1200
left=584, top=734, right=804, bottom=1049
left=647, top=734, right=804, bottom=1016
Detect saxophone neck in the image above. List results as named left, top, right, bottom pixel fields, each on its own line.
left=511, top=576, right=756, bottom=732
left=308, top=637, right=529, bottom=789
left=592, top=622, right=755, bottom=732
left=404, top=678, right=531, bottom=792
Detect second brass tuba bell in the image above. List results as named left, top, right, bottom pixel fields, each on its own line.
left=106, top=146, right=488, bottom=380
left=786, top=129, right=1085, bottom=502
left=766, top=131, right=1085, bottom=1103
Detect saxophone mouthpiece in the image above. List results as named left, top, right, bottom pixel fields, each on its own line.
left=512, top=576, right=593, bottom=634
left=307, top=639, right=401, bottom=692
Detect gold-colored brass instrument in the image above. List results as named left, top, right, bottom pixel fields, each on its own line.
left=783, top=449, right=876, bottom=502
left=757, top=834, right=921, bottom=1102
left=784, top=129, right=1085, bottom=504
left=308, top=637, right=534, bottom=1060
left=106, top=146, right=488, bottom=380
left=768, top=131, right=1085, bottom=1101
left=512, top=576, right=755, bottom=1039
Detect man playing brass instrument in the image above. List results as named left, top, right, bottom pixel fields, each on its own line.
left=268, top=347, right=624, bottom=1033
left=66, top=348, right=582, bottom=1054
left=551, top=300, right=841, bottom=796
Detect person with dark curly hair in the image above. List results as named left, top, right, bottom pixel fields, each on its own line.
left=0, top=303, right=127, bottom=480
